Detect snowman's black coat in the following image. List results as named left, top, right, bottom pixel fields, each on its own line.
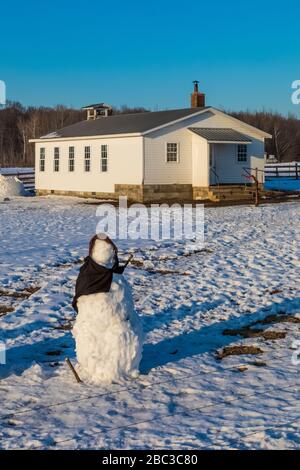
left=72, top=255, right=125, bottom=312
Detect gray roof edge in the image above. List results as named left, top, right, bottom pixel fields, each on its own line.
left=188, top=127, right=253, bottom=142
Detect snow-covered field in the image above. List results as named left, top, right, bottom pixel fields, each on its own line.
left=0, top=196, right=299, bottom=450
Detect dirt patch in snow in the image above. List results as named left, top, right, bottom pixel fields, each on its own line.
left=235, top=365, right=248, bottom=372
left=250, top=361, right=267, bottom=367
left=24, top=286, right=41, bottom=295
left=181, top=248, right=213, bottom=257
left=222, top=312, right=299, bottom=345
left=130, top=259, right=144, bottom=268
left=0, top=305, right=15, bottom=316
left=223, top=326, right=262, bottom=338
left=129, top=258, right=189, bottom=276
left=269, top=289, right=283, bottom=295
left=261, top=330, right=287, bottom=340
left=0, top=286, right=40, bottom=317
left=223, top=326, right=286, bottom=340
left=0, top=286, right=40, bottom=299
left=148, top=268, right=190, bottom=276
left=254, top=314, right=300, bottom=325
left=217, top=345, right=264, bottom=360
left=46, top=350, right=62, bottom=356
left=126, top=247, right=212, bottom=266
left=53, top=320, right=74, bottom=331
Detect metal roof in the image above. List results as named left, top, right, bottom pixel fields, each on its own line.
left=82, top=103, right=111, bottom=109
left=188, top=127, right=252, bottom=143
left=41, top=107, right=208, bottom=138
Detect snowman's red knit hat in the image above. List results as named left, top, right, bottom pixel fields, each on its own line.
left=89, top=234, right=118, bottom=257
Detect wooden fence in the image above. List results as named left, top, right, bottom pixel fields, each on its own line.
left=265, top=162, right=299, bottom=180
left=0, top=169, right=35, bottom=191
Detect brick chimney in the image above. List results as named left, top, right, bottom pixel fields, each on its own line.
left=191, top=80, right=205, bottom=108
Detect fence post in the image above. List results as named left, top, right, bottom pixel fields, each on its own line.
left=276, top=166, right=279, bottom=178
left=296, top=163, right=299, bottom=180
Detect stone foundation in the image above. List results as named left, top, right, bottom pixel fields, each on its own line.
left=193, top=187, right=216, bottom=201
left=36, top=189, right=119, bottom=200
left=37, top=184, right=194, bottom=203
left=143, top=184, right=193, bottom=202
left=36, top=183, right=291, bottom=204
left=114, top=184, right=144, bottom=202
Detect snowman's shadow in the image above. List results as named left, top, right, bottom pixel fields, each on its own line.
left=141, top=298, right=226, bottom=335
left=139, top=298, right=230, bottom=374
left=140, top=319, right=232, bottom=374
left=0, top=332, right=75, bottom=380
left=140, top=297, right=299, bottom=374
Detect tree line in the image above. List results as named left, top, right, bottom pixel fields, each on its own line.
left=231, top=110, right=300, bottom=162
left=0, top=102, right=299, bottom=167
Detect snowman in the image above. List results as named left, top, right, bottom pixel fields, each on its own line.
left=72, top=234, right=143, bottom=384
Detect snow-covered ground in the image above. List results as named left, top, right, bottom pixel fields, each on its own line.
left=0, top=196, right=299, bottom=450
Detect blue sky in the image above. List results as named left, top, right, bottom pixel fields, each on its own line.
left=1, top=0, right=300, bottom=115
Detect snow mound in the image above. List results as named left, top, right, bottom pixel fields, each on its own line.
left=0, top=174, right=25, bottom=198
left=72, top=239, right=143, bottom=384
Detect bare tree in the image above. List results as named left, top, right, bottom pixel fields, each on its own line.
left=2, top=103, right=299, bottom=168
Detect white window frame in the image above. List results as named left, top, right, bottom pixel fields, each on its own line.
left=84, top=146, right=91, bottom=172
left=166, top=142, right=180, bottom=163
left=237, top=144, right=248, bottom=163
left=54, top=147, right=60, bottom=172
left=101, top=144, right=108, bottom=172
left=68, top=146, right=75, bottom=172
left=39, top=147, right=45, bottom=172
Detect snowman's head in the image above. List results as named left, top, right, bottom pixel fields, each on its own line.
left=89, top=234, right=118, bottom=268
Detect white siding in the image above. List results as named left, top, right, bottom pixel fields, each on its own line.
left=144, top=110, right=266, bottom=186
left=143, top=114, right=210, bottom=185
left=35, top=136, right=143, bottom=193
left=190, top=111, right=265, bottom=184
left=192, top=134, right=209, bottom=186
left=214, top=142, right=265, bottom=184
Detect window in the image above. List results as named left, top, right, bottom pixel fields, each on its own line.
left=84, top=146, right=91, bottom=172
left=237, top=144, right=247, bottom=163
left=101, top=145, right=108, bottom=172
left=166, top=142, right=179, bottom=162
left=54, top=147, right=60, bottom=172
left=69, top=146, right=75, bottom=172
left=40, top=147, right=45, bottom=172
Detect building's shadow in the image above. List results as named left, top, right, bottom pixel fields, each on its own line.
left=0, top=331, right=75, bottom=380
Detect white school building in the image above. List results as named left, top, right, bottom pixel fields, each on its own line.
left=31, top=83, right=271, bottom=202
